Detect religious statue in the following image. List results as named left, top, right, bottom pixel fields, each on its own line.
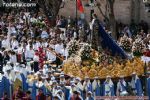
left=91, top=14, right=101, bottom=51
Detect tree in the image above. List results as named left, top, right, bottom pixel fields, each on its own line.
left=37, top=0, right=63, bottom=27
left=95, top=0, right=116, bottom=39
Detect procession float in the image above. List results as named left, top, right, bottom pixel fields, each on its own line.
left=62, top=24, right=150, bottom=80
left=62, top=39, right=149, bottom=80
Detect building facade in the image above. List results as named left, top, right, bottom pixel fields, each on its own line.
left=59, top=0, right=150, bottom=26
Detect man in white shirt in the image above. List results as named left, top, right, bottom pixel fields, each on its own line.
left=25, top=46, right=35, bottom=61
left=9, top=51, right=17, bottom=65
left=9, top=24, right=17, bottom=36
left=11, top=38, right=19, bottom=50
left=41, top=29, right=49, bottom=39
left=55, top=42, right=64, bottom=54
left=46, top=50, right=56, bottom=62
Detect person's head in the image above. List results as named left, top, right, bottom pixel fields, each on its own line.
left=94, top=77, right=99, bottom=81
left=60, top=75, right=65, bottom=80
left=132, top=72, right=136, bottom=79
left=60, top=81, right=65, bottom=87
left=57, top=90, right=63, bottom=96
left=17, top=86, right=22, bottom=92
left=147, top=71, right=150, bottom=77
left=106, top=76, right=111, bottom=82
left=38, top=88, right=43, bottom=95
left=53, top=96, right=59, bottom=100
left=85, top=77, right=90, bottom=82
left=73, top=91, right=78, bottom=98
left=75, top=78, right=80, bottom=83
left=18, top=43, right=21, bottom=47
left=26, top=91, right=31, bottom=97
left=119, top=76, right=124, bottom=81
left=93, top=14, right=97, bottom=19
left=30, top=45, right=33, bottom=50
left=87, top=91, right=92, bottom=97
left=52, top=81, right=57, bottom=87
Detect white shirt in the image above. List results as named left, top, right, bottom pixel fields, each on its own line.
left=33, top=55, right=39, bottom=62
left=42, top=42, right=48, bottom=48
left=55, top=44, right=64, bottom=54
left=0, top=73, right=3, bottom=82
left=19, top=18, right=24, bottom=24
left=49, top=44, right=55, bottom=49
left=2, top=39, right=7, bottom=48
left=60, top=33, right=65, bottom=40
left=25, top=49, right=35, bottom=59
left=17, top=46, right=23, bottom=54
left=30, top=17, right=37, bottom=23
left=41, top=31, right=49, bottom=38
left=20, top=68, right=28, bottom=77
left=10, top=55, right=17, bottom=64
left=61, top=48, right=68, bottom=60
left=46, top=51, right=56, bottom=61
left=33, top=42, right=41, bottom=50
left=11, top=40, right=19, bottom=50
left=26, top=44, right=30, bottom=51
left=16, top=24, right=22, bottom=29
left=10, top=27, right=17, bottom=34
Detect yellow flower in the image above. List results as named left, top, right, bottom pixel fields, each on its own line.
left=88, top=69, right=97, bottom=79
left=98, top=68, right=109, bottom=78
left=81, top=67, right=89, bottom=75
left=123, top=67, right=133, bottom=76
left=111, top=69, right=120, bottom=77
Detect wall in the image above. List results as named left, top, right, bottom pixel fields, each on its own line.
left=59, top=0, right=150, bottom=26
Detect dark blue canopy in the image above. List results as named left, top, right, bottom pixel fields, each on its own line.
left=98, top=25, right=127, bottom=59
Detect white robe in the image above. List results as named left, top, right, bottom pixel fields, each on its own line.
left=4, top=71, right=15, bottom=84
left=83, top=80, right=91, bottom=91
left=92, top=80, right=100, bottom=91
left=76, top=82, right=84, bottom=91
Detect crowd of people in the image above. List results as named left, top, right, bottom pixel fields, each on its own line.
left=0, top=8, right=150, bottom=100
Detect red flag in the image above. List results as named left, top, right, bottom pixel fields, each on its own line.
left=77, top=0, right=84, bottom=13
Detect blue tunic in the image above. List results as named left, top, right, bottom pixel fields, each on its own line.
left=147, top=78, right=150, bottom=100
left=135, top=79, right=143, bottom=96
left=62, top=87, right=70, bottom=100
left=102, top=83, right=115, bottom=96
left=40, top=85, right=47, bottom=95
left=32, top=82, right=37, bottom=100
left=0, top=76, right=5, bottom=98
left=87, top=83, right=93, bottom=92
left=95, top=83, right=102, bottom=96
left=20, top=73, right=28, bottom=92
left=3, top=77, right=11, bottom=98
